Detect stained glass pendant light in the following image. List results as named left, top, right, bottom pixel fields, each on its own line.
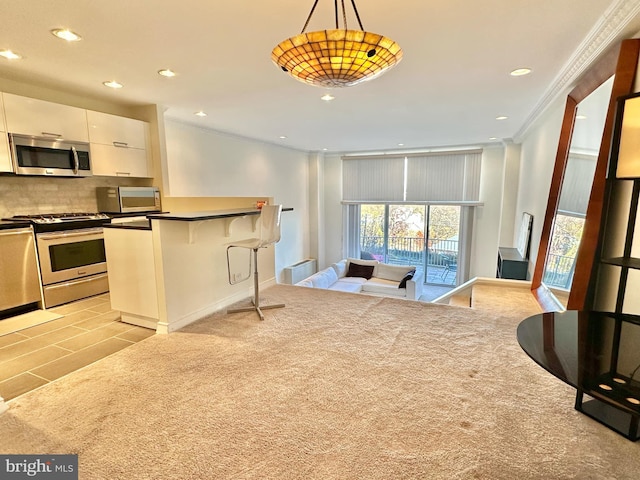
left=271, top=0, right=403, bottom=88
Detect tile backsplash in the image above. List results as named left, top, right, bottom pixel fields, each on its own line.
left=0, top=175, right=151, bottom=218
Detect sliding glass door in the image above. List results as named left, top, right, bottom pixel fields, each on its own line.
left=426, top=206, right=460, bottom=286
left=358, top=204, right=462, bottom=286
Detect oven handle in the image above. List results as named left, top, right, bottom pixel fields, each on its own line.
left=37, top=229, right=103, bottom=240
left=71, top=146, right=79, bottom=175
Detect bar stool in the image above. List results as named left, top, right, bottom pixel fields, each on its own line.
left=226, top=204, right=285, bottom=321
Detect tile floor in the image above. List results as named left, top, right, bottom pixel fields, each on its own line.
left=0, top=293, right=155, bottom=402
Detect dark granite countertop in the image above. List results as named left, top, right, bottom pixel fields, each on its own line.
left=0, top=220, right=32, bottom=231
left=103, top=220, right=152, bottom=231
left=147, top=207, right=293, bottom=222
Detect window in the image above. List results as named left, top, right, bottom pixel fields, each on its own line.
left=543, top=213, right=585, bottom=289
left=342, top=150, right=481, bottom=288
left=354, top=204, right=467, bottom=287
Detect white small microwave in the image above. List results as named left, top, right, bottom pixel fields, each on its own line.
left=96, top=186, right=161, bottom=213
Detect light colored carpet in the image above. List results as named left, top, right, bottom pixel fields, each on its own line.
left=1, top=285, right=638, bottom=479
left=0, top=309, right=62, bottom=336
left=471, top=283, right=543, bottom=318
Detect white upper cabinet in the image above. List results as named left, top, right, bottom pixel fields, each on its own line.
left=89, top=143, right=150, bottom=178
left=87, top=110, right=151, bottom=178
left=0, top=94, right=12, bottom=172
left=2, top=93, right=89, bottom=142
left=87, top=110, right=148, bottom=149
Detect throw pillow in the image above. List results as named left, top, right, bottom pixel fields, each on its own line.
left=347, top=257, right=378, bottom=267
left=398, top=269, right=416, bottom=288
left=346, top=263, right=375, bottom=280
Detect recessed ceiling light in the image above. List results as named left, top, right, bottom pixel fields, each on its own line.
left=496, top=116, right=508, bottom=120
left=398, top=143, right=404, bottom=146
left=158, top=69, right=176, bottom=77
left=576, top=114, right=587, bottom=120
left=103, top=80, right=123, bottom=89
left=510, top=68, right=532, bottom=77
left=0, top=50, right=21, bottom=60
left=279, top=136, right=287, bottom=139
left=489, top=137, right=498, bottom=140
left=321, top=93, right=335, bottom=101
left=51, top=28, right=82, bottom=42
left=194, top=111, right=207, bottom=117
left=322, top=148, right=328, bottom=151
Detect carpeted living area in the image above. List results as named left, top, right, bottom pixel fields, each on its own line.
left=1, top=285, right=638, bottom=479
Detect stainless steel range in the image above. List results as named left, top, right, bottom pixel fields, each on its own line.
left=9, top=213, right=111, bottom=308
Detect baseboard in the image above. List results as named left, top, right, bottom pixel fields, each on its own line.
left=156, top=277, right=278, bottom=334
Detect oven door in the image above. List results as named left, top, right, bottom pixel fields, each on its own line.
left=36, top=228, right=107, bottom=285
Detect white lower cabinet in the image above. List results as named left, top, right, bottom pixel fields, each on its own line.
left=90, top=143, right=150, bottom=177
left=104, top=227, right=159, bottom=330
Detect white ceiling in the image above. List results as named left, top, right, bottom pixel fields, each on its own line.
left=1, top=0, right=639, bottom=153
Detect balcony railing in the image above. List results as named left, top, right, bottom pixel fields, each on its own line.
left=542, top=253, right=576, bottom=289
left=360, top=235, right=459, bottom=285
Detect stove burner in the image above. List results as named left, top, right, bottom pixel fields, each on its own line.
left=5, top=212, right=111, bottom=233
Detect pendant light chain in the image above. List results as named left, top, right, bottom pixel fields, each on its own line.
left=302, top=0, right=366, bottom=32
left=301, top=0, right=320, bottom=33
left=350, top=0, right=365, bottom=30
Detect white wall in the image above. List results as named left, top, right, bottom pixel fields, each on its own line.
left=499, top=142, right=522, bottom=247
left=514, top=96, right=567, bottom=274
left=321, top=153, right=344, bottom=268
left=163, top=119, right=310, bottom=281
left=469, top=146, right=508, bottom=278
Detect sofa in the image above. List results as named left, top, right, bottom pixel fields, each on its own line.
left=295, top=258, right=424, bottom=300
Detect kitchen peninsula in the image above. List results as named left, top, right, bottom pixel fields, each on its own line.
left=104, top=207, right=291, bottom=334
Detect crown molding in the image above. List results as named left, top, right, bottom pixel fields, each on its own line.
left=513, top=0, right=640, bottom=142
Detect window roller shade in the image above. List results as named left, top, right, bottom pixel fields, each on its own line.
left=342, top=151, right=481, bottom=202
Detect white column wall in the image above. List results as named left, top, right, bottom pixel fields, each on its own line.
left=163, top=119, right=310, bottom=281
left=308, top=153, right=325, bottom=268
left=468, top=146, right=507, bottom=278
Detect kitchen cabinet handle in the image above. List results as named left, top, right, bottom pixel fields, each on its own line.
left=113, top=141, right=129, bottom=148
left=41, top=132, right=62, bottom=138
left=115, top=171, right=131, bottom=176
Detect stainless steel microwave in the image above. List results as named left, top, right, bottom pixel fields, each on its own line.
left=9, top=133, right=92, bottom=177
left=96, top=186, right=161, bottom=213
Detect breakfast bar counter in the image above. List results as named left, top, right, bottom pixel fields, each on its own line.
left=147, top=208, right=268, bottom=221
left=105, top=207, right=289, bottom=333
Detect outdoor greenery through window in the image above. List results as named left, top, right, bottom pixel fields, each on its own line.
left=543, top=213, right=585, bottom=289
left=359, top=204, right=461, bottom=286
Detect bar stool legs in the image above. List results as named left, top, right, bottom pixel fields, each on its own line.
left=227, top=247, right=285, bottom=321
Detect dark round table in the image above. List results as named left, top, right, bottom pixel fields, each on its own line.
left=517, top=310, right=640, bottom=441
